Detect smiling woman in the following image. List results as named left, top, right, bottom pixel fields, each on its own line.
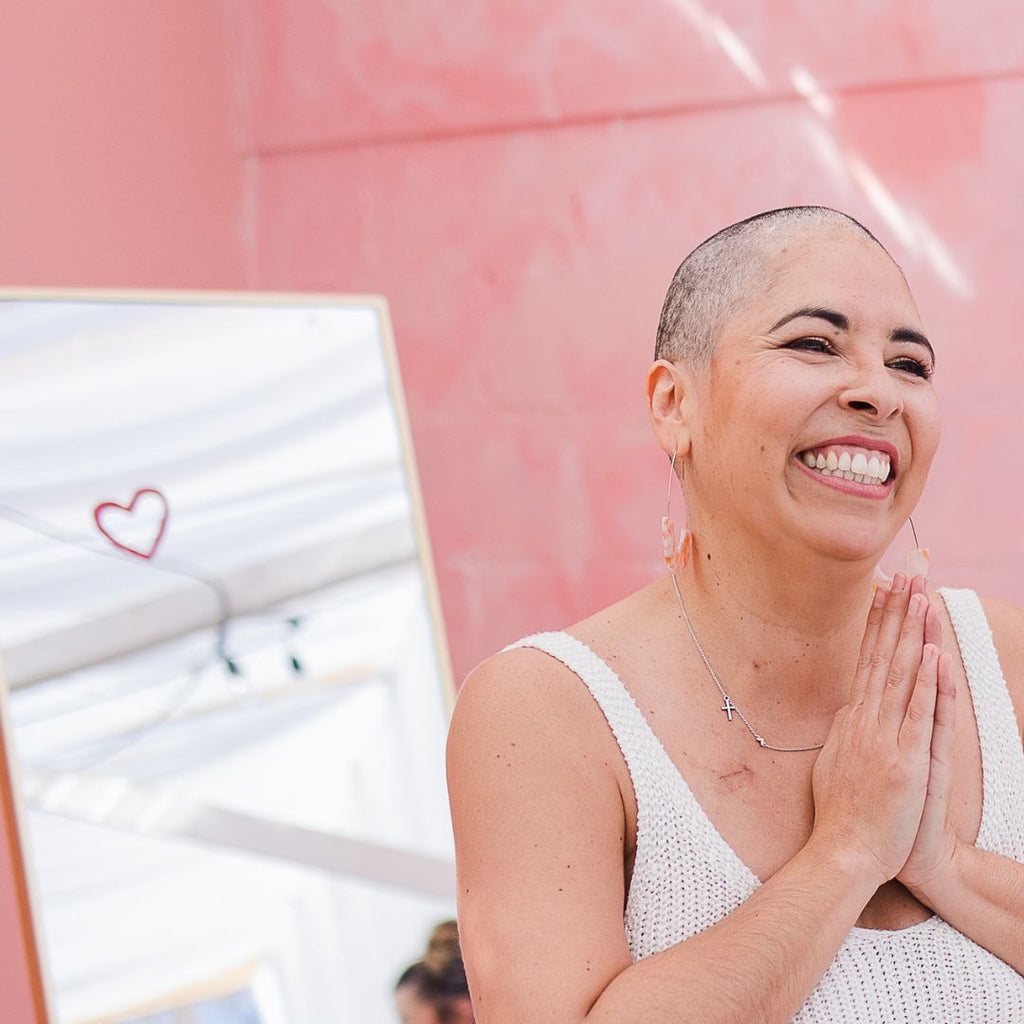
left=447, top=207, right=1024, bottom=1023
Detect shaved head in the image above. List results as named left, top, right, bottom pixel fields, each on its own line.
left=654, top=207, right=889, bottom=369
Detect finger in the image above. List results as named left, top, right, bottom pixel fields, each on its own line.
left=863, top=573, right=914, bottom=707
left=898, top=642, right=939, bottom=750
left=923, top=595, right=943, bottom=650
left=880, top=592, right=930, bottom=723
left=872, top=588, right=926, bottom=720
left=913, top=653, right=957, bottom=842
left=930, top=652, right=957, bottom=769
left=851, top=585, right=888, bottom=702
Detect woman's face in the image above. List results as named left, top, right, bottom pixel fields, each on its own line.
left=686, top=226, right=941, bottom=566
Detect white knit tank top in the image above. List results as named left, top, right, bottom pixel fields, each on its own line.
left=506, top=588, right=1024, bottom=1021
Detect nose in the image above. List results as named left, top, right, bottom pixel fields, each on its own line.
left=838, top=362, right=903, bottom=421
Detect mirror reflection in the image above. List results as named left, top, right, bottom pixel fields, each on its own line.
left=0, top=293, right=455, bottom=1023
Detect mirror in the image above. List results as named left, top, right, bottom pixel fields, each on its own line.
left=0, top=291, right=456, bottom=1023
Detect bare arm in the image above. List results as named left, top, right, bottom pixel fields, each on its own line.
left=448, top=579, right=942, bottom=1023
left=910, top=844, right=1024, bottom=974
left=587, top=839, right=877, bottom=1022
left=896, top=596, right=1024, bottom=973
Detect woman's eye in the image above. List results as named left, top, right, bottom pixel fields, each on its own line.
left=887, top=357, right=933, bottom=379
left=782, top=337, right=834, bottom=354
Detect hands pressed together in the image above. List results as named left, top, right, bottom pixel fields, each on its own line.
left=811, top=575, right=960, bottom=897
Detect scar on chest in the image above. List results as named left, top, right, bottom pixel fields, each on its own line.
left=717, top=764, right=755, bottom=792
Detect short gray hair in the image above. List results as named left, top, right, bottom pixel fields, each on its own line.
left=654, top=207, right=883, bottom=369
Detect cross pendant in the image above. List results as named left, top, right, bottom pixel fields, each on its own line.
left=721, top=696, right=738, bottom=722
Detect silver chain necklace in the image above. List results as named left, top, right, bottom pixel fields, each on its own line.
left=669, top=573, right=825, bottom=753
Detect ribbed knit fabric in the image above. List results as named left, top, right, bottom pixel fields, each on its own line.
left=506, top=587, right=1024, bottom=1020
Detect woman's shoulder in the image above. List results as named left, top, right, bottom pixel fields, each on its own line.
left=448, top=580, right=664, bottom=758
left=936, top=587, right=1024, bottom=654
left=446, top=592, right=649, bottom=863
left=976, top=593, right=1024, bottom=738
left=976, top=593, right=1024, bottom=636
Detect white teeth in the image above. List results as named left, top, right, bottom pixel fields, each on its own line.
left=801, top=447, right=893, bottom=486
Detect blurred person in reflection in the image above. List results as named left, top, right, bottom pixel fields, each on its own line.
left=447, top=207, right=1024, bottom=1022
left=394, top=920, right=474, bottom=1024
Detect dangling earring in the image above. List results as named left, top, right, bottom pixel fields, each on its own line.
left=905, top=516, right=931, bottom=577
left=661, top=452, right=692, bottom=573
left=874, top=515, right=930, bottom=589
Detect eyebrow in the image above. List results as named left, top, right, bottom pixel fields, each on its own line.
left=768, top=306, right=935, bottom=366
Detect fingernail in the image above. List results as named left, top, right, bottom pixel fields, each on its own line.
left=892, top=574, right=907, bottom=593
left=872, top=586, right=886, bottom=608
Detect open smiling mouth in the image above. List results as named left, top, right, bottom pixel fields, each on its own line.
left=797, top=444, right=894, bottom=486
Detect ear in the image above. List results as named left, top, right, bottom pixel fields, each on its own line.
left=646, top=358, right=698, bottom=458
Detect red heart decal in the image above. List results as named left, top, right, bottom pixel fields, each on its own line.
left=93, top=487, right=170, bottom=560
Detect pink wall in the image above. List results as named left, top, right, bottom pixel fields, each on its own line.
left=243, top=1, right=1024, bottom=679
left=0, top=3, right=249, bottom=289
left=3, top=7, right=1024, bottom=1016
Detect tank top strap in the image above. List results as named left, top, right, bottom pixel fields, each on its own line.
left=938, top=587, right=1024, bottom=856
left=503, top=632, right=676, bottom=800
